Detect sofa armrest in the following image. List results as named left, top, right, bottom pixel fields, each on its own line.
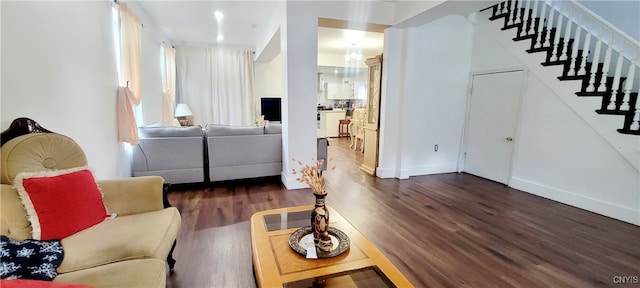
left=97, top=176, right=165, bottom=216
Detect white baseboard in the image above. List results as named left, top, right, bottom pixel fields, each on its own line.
left=510, top=177, right=640, bottom=225
left=376, top=162, right=457, bottom=179
left=281, top=172, right=309, bottom=190
left=376, top=166, right=398, bottom=179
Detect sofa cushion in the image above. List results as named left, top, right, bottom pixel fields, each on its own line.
left=14, top=167, right=114, bottom=241
left=138, top=125, right=203, bottom=138
left=57, top=207, right=180, bottom=273
left=1, top=184, right=33, bottom=241
left=54, top=259, right=166, bottom=288
left=206, top=125, right=264, bottom=136
left=0, top=236, right=64, bottom=281
left=265, top=123, right=282, bottom=134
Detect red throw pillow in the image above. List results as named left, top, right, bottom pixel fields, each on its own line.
left=14, top=167, right=115, bottom=240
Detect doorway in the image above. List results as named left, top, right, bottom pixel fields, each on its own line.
left=462, top=69, right=525, bottom=184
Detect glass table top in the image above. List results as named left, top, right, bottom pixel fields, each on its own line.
left=263, top=210, right=310, bottom=232
left=283, top=266, right=396, bottom=288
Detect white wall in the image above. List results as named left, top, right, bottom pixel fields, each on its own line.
left=377, top=15, right=473, bottom=179
left=1, top=1, right=124, bottom=179
left=577, top=0, right=640, bottom=42
left=254, top=53, right=282, bottom=119
left=469, top=20, right=640, bottom=225
left=1, top=1, right=169, bottom=179
left=255, top=54, right=282, bottom=99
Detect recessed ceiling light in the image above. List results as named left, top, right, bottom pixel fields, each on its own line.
left=214, top=11, right=224, bottom=22
left=217, top=34, right=224, bottom=42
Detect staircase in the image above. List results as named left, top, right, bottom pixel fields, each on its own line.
left=486, top=0, right=639, bottom=136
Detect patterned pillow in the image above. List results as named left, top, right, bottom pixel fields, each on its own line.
left=0, top=236, right=64, bottom=281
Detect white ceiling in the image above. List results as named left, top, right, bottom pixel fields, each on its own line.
left=136, top=1, right=384, bottom=57
left=137, top=1, right=278, bottom=48
left=136, top=1, right=497, bottom=62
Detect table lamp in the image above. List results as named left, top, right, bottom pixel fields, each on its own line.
left=175, top=103, right=193, bottom=126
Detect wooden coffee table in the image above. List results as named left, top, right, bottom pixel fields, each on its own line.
left=250, top=205, right=414, bottom=287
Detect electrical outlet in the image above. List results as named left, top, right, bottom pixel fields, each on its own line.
left=434, top=145, right=438, bottom=152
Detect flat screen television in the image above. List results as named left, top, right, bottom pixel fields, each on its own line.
left=260, top=97, right=282, bottom=122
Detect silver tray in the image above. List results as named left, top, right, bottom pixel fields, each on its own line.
left=288, top=226, right=350, bottom=258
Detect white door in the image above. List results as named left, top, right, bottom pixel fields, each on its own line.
left=463, top=70, right=524, bottom=184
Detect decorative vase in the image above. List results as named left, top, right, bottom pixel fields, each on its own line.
left=311, top=192, right=332, bottom=252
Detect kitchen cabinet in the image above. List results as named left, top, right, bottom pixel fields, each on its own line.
left=317, top=110, right=346, bottom=137
left=355, top=83, right=367, bottom=99
left=326, top=83, right=354, bottom=99
left=318, top=73, right=325, bottom=92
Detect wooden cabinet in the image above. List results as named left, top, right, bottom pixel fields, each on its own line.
left=361, top=55, right=382, bottom=176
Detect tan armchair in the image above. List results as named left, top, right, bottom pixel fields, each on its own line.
left=0, top=118, right=181, bottom=287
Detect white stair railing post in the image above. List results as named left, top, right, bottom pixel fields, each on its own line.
left=508, top=0, right=517, bottom=26
left=631, top=100, right=640, bottom=130
left=543, top=2, right=555, bottom=48
left=578, top=30, right=591, bottom=76
left=552, top=8, right=564, bottom=61
left=535, top=1, right=547, bottom=48
left=598, top=34, right=614, bottom=92
left=560, top=14, right=573, bottom=61
left=513, top=0, right=522, bottom=25
left=586, top=30, right=602, bottom=92
left=528, top=0, right=538, bottom=35
left=620, top=53, right=637, bottom=111
left=607, top=42, right=625, bottom=110
left=569, top=20, right=582, bottom=76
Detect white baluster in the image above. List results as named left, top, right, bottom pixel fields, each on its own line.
left=560, top=16, right=573, bottom=61
left=586, top=31, right=602, bottom=92
left=620, top=54, right=637, bottom=111
left=569, top=25, right=582, bottom=76
left=598, top=35, right=613, bottom=92
left=631, top=100, right=640, bottom=130
left=535, top=1, right=547, bottom=48
left=543, top=3, right=555, bottom=48
left=552, top=10, right=564, bottom=61
left=513, top=0, right=522, bottom=25
left=528, top=0, right=539, bottom=36
left=578, top=31, right=591, bottom=76
left=508, top=0, right=517, bottom=25
left=607, top=43, right=625, bottom=110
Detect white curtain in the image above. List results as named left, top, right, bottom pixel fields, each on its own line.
left=116, top=3, right=141, bottom=144
left=161, top=43, right=177, bottom=125
left=176, top=46, right=255, bottom=126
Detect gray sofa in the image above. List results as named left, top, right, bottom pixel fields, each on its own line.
left=133, top=126, right=205, bottom=184
left=132, top=124, right=283, bottom=184
left=206, top=124, right=282, bottom=182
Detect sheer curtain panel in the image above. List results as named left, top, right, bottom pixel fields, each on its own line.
left=115, top=3, right=141, bottom=144
left=176, top=46, right=255, bottom=126
left=162, top=43, right=177, bottom=125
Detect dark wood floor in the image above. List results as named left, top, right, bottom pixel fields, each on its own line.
left=166, top=137, right=640, bottom=287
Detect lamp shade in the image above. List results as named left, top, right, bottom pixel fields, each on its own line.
left=174, top=103, right=193, bottom=117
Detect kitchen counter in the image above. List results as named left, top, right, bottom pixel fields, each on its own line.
left=318, top=110, right=346, bottom=138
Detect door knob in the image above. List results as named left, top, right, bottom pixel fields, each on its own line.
left=506, top=137, right=514, bottom=142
